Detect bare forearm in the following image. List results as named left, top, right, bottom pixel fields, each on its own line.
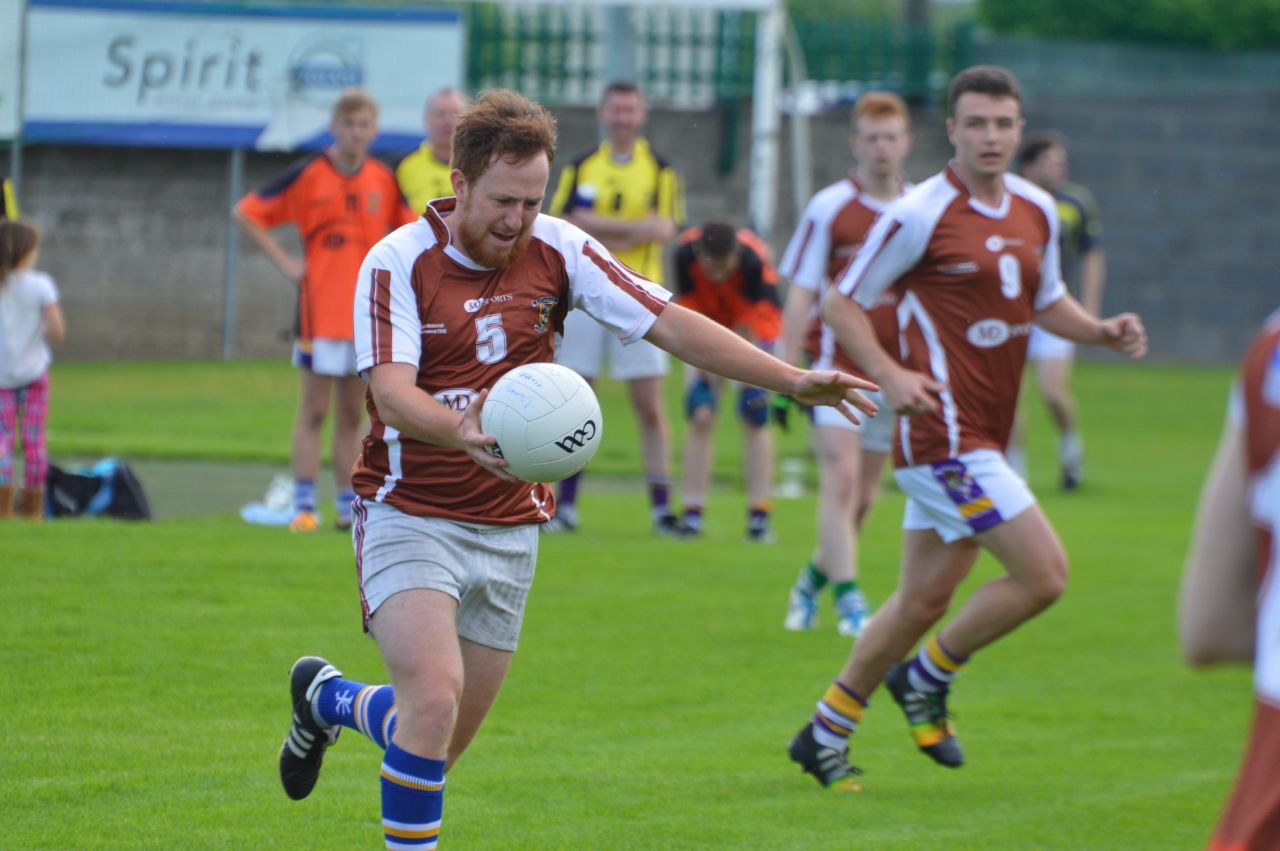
left=42, top=304, right=66, bottom=345
left=234, top=212, right=298, bottom=278
left=371, top=381, right=464, bottom=448
left=1081, top=249, right=1106, bottom=316
left=567, top=209, right=673, bottom=246
left=822, top=293, right=897, bottom=383
left=646, top=304, right=802, bottom=393
left=1035, top=295, right=1107, bottom=344
left=1179, top=421, right=1256, bottom=666
left=780, top=285, right=818, bottom=366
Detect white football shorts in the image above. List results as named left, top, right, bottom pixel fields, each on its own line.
left=556, top=308, right=668, bottom=381
left=352, top=498, right=539, bottom=652
left=293, top=338, right=358, bottom=377
left=896, top=448, right=1036, bottom=543
left=811, top=390, right=893, bottom=454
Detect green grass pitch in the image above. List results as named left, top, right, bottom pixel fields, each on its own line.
left=0, top=358, right=1252, bottom=848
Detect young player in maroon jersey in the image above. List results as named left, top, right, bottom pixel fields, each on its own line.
left=778, top=91, right=914, bottom=637
left=273, top=89, right=878, bottom=847
left=786, top=66, right=1148, bottom=790
left=1180, top=309, right=1280, bottom=850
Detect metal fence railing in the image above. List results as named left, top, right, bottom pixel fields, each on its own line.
left=789, top=19, right=975, bottom=104
left=465, top=4, right=975, bottom=108
left=466, top=4, right=756, bottom=107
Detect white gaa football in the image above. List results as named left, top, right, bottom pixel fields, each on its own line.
left=481, top=363, right=603, bottom=483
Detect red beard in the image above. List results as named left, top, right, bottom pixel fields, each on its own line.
left=454, top=212, right=533, bottom=271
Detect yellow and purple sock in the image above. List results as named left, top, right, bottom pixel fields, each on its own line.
left=907, top=634, right=968, bottom=694
left=316, top=678, right=398, bottom=750
left=811, top=680, right=867, bottom=749
left=381, top=743, right=444, bottom=850
left=681, top=504, right=704, bottom=532
left=647, top=475, right=672, bottom=520
left=558, top=471, right=582, bottom=508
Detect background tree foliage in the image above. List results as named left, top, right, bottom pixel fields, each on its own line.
left=978, top=0, right=1280, bottom=51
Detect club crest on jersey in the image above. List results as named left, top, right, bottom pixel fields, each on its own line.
left=532, top=296, right=559, bottom=333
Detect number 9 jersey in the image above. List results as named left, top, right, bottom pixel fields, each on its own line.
left=835, top=164, right=1066, bottom=468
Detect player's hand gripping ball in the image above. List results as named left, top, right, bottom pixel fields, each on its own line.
left=481, top=363, right=603, bottom=483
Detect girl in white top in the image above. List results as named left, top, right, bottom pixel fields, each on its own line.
left=0, top=221, right=65, bottom=519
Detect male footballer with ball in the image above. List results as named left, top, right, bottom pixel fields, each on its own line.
left=276, top=89, right=877, bottom=849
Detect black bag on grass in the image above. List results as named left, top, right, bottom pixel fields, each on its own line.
left=45, top=459, right=152, bottom=521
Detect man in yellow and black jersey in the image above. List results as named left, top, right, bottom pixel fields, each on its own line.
left=546, top=80, right=687, bottom=537
left=1009, top=131, right=1107, bottom=491
left=395, top=87, right=467, bottom=216
left=1, top=167, right=18, bottom=220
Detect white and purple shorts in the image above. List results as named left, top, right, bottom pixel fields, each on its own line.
left=895, top=448, right=1035, bottom=543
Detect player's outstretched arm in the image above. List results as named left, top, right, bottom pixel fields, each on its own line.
left=1179, top=416, right=1256, bottom=666
left=1036, top=294, right=1147, bottom=358
left=645, top=302, right=878, bottom=422
left=368, top=363, right=515, bottom=482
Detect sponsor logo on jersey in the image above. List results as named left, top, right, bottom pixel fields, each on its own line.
left=554, top=419, right=597, bottom=453
left=938, top=261, right=980, bottom=275
left=433, top=388, right=478, bottom=411
left=965, top=319, right=1032, bottom=348
left=532, top=296, right=559, bottom=333
left=423, top=322, right=447, bottom=335
left=464, top=294, right=514, bottom=313
left=985, top=235, right=1024, bottom=253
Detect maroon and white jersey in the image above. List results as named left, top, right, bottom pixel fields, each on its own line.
left=836, top=164, right=1065, bottom=468
left=779, top=176, right=905, bottom=377
left=352, top=198, right=671, bottom=525
left=1212, top=311, right=1280, bottom=851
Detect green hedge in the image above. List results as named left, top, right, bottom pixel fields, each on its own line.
left=978, top=0, right=1280, bottom=51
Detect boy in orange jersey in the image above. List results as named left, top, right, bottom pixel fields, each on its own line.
left=672, top=220, right=782, bottom=541
left=236, top=88, right=415, bottom=532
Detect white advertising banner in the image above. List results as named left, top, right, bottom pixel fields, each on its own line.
left=0, top=0, right=21, bottom=140
left=23, top=0, right=463, bottom=150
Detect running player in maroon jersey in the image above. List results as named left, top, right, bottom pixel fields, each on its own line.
left=786, top=66, right=1147, bottom=790
left=1180, top=309, right=1280, bottom=850
left=273, top=89, right=878, bottom=846
left=778, top=91, right=914, bottom=637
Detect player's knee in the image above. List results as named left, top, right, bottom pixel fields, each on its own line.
left=395, top=679, right=463, bottom=739
left=737, top=386, right=769, bottom=428
left=1024, top=552, right=1069, bottom=608
left=899, top=590, right=953, bottom=628
left=684, top=377, right=716, bottom=423
left=299, top=406, right=327, bottom=431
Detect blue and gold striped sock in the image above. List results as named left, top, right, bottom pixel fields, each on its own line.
left=315, top=678, right=398, bottom=750
left=907, top=634, right=968, bottom=694
left=381, top=743, right=444, bottom=850
left=811, top=680, right=867, bottom=749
